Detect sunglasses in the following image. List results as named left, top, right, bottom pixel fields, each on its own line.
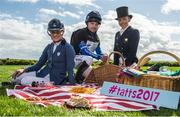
left=48, top=30, right=64, bottom=35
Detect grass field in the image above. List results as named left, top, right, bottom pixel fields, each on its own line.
left=0, top=65, right=180, bottom=116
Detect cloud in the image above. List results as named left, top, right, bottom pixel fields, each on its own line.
left=63, top=11, right=80, bottom=19
left=0, top=13, right=50, bottom=59
left=46, top=0, right=100, bottom=8
left=39, top=8, right=59, bottom=16
left=8, top=0, right=100, bottom=8
left=0, top=12, right=81, bottom=59
left=0, top=19, right=44, bottom=41
left=8, top=0, right=39, bottom=3
left=38, top=8, right=80, bottom=22
left=131, top=12, right=180, bottom=58
left=98, top=10, right=180, bottom=61
left=78, top=11, right=85, bottom=15
left=0, top=9, right=180, bottom=61
left=66, top=10, right=180, bottom=61
left=161, top=0, right=180, bottom=14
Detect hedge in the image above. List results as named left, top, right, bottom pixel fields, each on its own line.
left=0, top=58, right=179, bottom=67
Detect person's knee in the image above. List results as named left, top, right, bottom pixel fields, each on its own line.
left=15, top=72, right=36, bottom=80
left=20, top=76, right=32, bottom=85
left=84, top=56, right=93, bottom=65
left=21, top=76, right=49, bottom=85
left=75, top=55, right=93, bottom=67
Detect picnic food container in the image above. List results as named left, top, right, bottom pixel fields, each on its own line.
left=69, top=86, right=96, bottom=94
left=85, top=50, right=180, bottom=92
left=64, top=94, right=91, bottom=109
left=117, top=50, right=180, bottom=92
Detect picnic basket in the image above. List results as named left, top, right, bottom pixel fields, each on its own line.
left=85, top=51, right=125, bottom=86
left=117, top=50, right=180, bottom=91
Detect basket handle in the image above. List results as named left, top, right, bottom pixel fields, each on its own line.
left=137, top=50, right=180, bottom=67
left=106, top=51, right=126, bottom=66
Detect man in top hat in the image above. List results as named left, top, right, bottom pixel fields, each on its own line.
left=114, top=6, right=140, bottom=66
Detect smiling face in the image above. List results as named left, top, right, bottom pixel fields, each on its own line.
left=49, top=30, right=64, bottom=43
left=118, top=16, right=130, bottom=29
left=87, top=21, right=100, bottom=33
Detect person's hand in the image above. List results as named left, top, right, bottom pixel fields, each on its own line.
left=100, top=54, right=108, bottom=63
left=12, top=69, right=25, bottom=79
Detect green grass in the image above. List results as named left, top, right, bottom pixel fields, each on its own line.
left=0, top=65, right=180, bottom=116
left=141, top=66, right=180, bottom=71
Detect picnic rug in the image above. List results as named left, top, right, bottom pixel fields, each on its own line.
left=6, top=84, right=157, bottom=111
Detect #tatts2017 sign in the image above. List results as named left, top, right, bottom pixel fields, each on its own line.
left=100, top=81, right=180, bottom=109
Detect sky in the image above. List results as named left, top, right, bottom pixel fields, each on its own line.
left=0, top=0, right=180, bottom=61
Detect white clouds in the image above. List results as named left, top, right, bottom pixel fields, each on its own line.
left=78, top=11, right=85, bottom=15
left=0, top=19, right=44, bottom=41
left=7, top=0, right=100, bottom=9
left=0, top=9, right=180, bottom=61
left=0, top=13, right=50, bottom=59
left=46, top=0, right=100, bottom=8
left=8, top=0, right=99, bottom=8
left=161, top=0, right=180, bottom=14
left=39, top=8, right=59, bottom=16
left=8, top=0, right=39, bottom=3
left=38, top=8, right=80, bottom=22
left=0, top=13, right=12, bottom=19
left=63, top=11, right=80, bottom=19
left=0, top=12, right=82, bottom=59
left=62, top=9, right=180, bottom=61
left=131, top=12, right=180, bottom=58
left=95, top=10, right=180, bottom=60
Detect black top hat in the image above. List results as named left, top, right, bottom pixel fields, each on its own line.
left=115, top=6, right=133, bottom=20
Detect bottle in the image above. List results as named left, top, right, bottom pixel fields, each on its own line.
left=147, top=63, right=161, bottom=71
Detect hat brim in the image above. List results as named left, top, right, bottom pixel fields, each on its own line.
left=86, top=18, right=101, bottom=24
left=115, top=15, right=133, bottom=20
left=48, top=28, right=64, bottom=31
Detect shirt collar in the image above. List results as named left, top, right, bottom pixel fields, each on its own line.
left=120, top=25, right=130, bottom=35
left=53, top=41, right=61, bottom=46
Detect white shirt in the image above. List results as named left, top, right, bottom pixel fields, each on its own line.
left=53, top=41, right=61, bottom=53
left=120, top=25, right=130, bottom=35
left=86, top=40, right=99, bottom=52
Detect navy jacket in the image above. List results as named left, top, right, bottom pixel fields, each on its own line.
left=25, top=39, right=76, bottom=85
left=114, top=26, right=140, bottom=66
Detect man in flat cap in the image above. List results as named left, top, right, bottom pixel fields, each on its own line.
left=114, top=6, right=140, bottom=66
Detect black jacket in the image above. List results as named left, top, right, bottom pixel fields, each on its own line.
left=70, top=27, right=101, bottom=54
left=114, top=26, right=140, bottom=66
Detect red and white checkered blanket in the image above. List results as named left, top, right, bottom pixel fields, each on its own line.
left=6, top=84, right=157, bottom=111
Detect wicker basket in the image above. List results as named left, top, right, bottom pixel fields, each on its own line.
left=84, top=51, right=125, bottom=86
left=118, top=50, right=180, bottom=91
